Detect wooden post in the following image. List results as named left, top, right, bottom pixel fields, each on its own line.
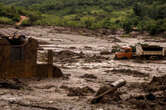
left=48, top=50, right=53, bottom=65
left=47, top=50, right=53, bottom=78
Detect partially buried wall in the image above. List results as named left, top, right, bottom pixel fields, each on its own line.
left=36, top=50, right=63, bottom=78
left=36, top=64, right=63, bottom=78
left=0, top=35, right=63, bottom=79
left=0, top=38, right=38, bottom=78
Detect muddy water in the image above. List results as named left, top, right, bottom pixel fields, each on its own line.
left=0, top=26, right=166, bottom=110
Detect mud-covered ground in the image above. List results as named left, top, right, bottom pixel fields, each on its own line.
left=0, top=26, right=166, bottom=110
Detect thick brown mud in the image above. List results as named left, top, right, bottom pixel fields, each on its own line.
left=0, top=26, right=166, bottom=110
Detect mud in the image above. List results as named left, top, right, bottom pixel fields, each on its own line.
left=67, top=86, right=95, bottom=96
left=93, top=85, right=122, bottom=104
left=126, top=75, right=166, bottom=110
left=146, top=75, right=166, bottom=92
left=127, top=93, right=166, bottom=110
left=0, top=79, right=28, bottom=90
left=53, top=50, right=84, bottom=63
left=80, top=74, right=97, bottom=79
left=0, top=26, right=166, bottom=110
left=100, top=50, right=112, bottom=55
left=110, top=69, right=149, bottom=77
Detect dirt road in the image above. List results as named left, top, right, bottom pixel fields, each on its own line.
left=0, top=26, right=166, bottom=110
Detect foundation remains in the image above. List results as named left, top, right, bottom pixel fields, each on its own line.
left=0, top=33, right=63, bottom=79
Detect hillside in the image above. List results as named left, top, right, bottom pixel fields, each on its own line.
left=0, top=0, right=166, bottom=35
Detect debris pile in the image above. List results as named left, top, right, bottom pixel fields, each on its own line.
left=0, top=31, right=27, bottom=45
left=91, top=79, right=126, bottom=104
left=92, top=85, right=122, bottom=104
left=67, top=86, right=95, bottom=96
left=127, top=92, right=166, bottom=110
left=100, top=50, right=111, bottom=55
left=145, top=75, right=166, bottom=92
left=127, top=75, right=166, bottom=110
left=84, top=55, right=109, bottom=63
left=0, top=79, right=29, bottom=90
left=107, top=35, right=122, bottom=42
left=80, top=74, right=97, bottom=79
left=54, top=50, right=109, bottom=63
left=111, top=69, right=149, bottom=77
left=54, top=50, right=84, bottom=63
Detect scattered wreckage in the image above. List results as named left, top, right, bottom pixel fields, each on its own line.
left=91, top=79, right=126, bottom=104
left=0, top=32, right=63, bottom=79
left=136, top=44, right=166, bottom=59
left=114, top=44, right=166, bottom=60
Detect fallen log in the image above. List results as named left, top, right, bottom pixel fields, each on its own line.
left=91, top=79, right=126, bottom=104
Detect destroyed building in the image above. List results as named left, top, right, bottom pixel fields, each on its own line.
left=0, top=33, right=63, bottom=79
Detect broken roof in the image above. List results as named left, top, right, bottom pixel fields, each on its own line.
left=0, top=32, right=28, bottom=45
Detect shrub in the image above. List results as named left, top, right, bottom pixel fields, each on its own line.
left=144, top=19, right=164, bottom=35
left=21, top=19, right=32, bottom=26
left=80, top=16, right=96, bottom=29
left=122, top=20, right=133, bottom=33
left=37, top=15, right=66, bottom=26
left=0, top=17, right=13, bottom=24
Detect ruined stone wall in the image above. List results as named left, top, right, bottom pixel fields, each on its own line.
left=0, top=37, right=63, bottom=79
left=0, top=39, right=11, bottom=78
left=23, top=38, right=38, bottom=78
left=0, top=38, right=38, bottom=79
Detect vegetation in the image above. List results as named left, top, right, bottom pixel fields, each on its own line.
left=0, top=3, right=41, bottom=25
left=0, top=0, right=166, bottom=35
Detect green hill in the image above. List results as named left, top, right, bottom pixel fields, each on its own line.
left=0, top=3, right=41, bottom=25
left=0, top=0, right=166, bottom=34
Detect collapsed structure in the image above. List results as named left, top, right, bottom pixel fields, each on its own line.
left=0, top=32, right=63, bottom=79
